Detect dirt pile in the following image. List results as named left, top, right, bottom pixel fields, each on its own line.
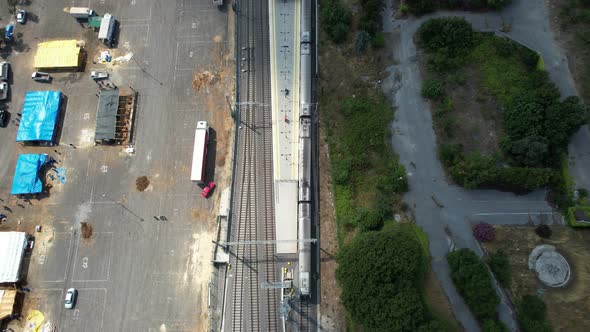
left=136, top=176, right=150, bottom=191
left=80, top=222, right=93, bottom=239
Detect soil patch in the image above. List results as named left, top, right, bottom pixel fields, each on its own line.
left=482, top=226, right=590, bottom=331
left=418, top=52, right=503, bottom=155
left=136, top=176, right=150, bottom=191
left=80, top=222, right=93, bottom=239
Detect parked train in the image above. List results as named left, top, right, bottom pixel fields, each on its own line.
left=298, top=0, right=313, bottom=298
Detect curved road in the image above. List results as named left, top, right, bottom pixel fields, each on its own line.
left=381, top=0, right=584, bottom=330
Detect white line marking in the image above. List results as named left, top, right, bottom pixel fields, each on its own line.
left=474, top=212, right=554, bottom=216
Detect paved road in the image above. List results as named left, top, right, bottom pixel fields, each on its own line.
left=381, top=0, right=578, bottom=330
left=0, top=0, right=229, bottom=331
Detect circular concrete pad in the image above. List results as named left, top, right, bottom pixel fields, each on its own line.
left=529, top=245, right=571, bottom=287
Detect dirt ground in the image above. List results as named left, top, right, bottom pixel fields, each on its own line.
left=548, top=0, right=590, bottom=105
left=423, top=267, right=464, bottom=332
left=318, top=128, right=347, bottom=332
left=482, top=226, right=590, bottom=331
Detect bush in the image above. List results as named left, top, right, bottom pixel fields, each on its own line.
left=488, top=250, right=511, bottom=286
left=535, top=224, right=552, bottom=238
left=447, top=248, right=500, bottom=321
left=337, top=225, right=429, bottom=331
left=473, top=222, right=495, bottom=242
left=482, top=319, right=509, bottom=332
left=355, top=30, right=372, bottom=55
left=372, top=32, right=386, bottom=48
left=418, top=17, right=475, bottom=56
left=321, top=0, right=352, bottom=43
left=421, top=79, right=445, bottom=99
left=517, top=295, right=553, bottom=332
left=406, top=0, right=435, bottom=14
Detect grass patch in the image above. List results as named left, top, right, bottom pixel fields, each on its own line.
left=418, top=18, right=588, bottom=196
left=557, top=0, right=590, bottom=104
left=482, top=226, right=590, bottom=331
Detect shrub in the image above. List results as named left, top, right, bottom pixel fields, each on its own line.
left=517, top=295, right=553, bottom=332
left=439, top=144, right=464, bottom=167
left=406, top=0, right=435, bottom=14
left=421, top=79, right=445, bottom=99
left=321, top=0, right=352, bottom=43
left=489, top=250, right=511, bottom=286
left=447, top=248, right=500, bottom=321
left=337, top=225, right=429, bottom=330
left=473, top=222, right=495, bottom=242
left=535, top=224, right=552, bottom=239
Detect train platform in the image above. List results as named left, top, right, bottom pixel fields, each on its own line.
left=270, top=0, right=300, bottom=254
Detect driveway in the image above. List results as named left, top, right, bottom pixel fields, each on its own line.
left=381, top=0, right=577, bottom=330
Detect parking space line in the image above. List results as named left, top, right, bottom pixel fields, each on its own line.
left=72, top=232, right=114, bottom=282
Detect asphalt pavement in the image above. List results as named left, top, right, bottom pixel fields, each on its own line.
left=382, top=0, right=576, bottom=331
left=0, top=0, right=229, bottom=331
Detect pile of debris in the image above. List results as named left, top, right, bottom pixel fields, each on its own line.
left=192, top=71, right=218, bottom=91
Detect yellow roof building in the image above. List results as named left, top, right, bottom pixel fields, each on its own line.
left=34, top=40, right=81, bottom=69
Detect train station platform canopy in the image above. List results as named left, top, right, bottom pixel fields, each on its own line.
left=275, top=181, right=298, bottom=254
left=16, top=91, right=62, bottom=143
left=0, top=232, right=28, bottom=284
left=11, top=154, right=50, bottom=195
left=34, top=40, right=82, bottom=69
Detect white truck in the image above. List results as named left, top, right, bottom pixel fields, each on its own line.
left=191, top=121, right=209, bottom=184
left=67, top=7, right=95, bottom=20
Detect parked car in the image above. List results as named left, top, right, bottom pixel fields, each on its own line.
left=90, top=71, right=109, bottom=80
left=4, top=25, right=14, bottom=40
left=0, top=62, right=8, bottom=81
left=31, top=71, right=52, bottom=83
left=0, top=82, right=8, bottom=101
left=201, top=182, right=216, bottom=198
left=16, top=10, right=27, bottom=24
left=64, top=288, right=77, bottom=309
left=0, top=109, right=8, bottom=128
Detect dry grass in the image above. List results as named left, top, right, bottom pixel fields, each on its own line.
left=418, top=54, right=503, bottom=155
left=423, top=268, right=464, bottom=332
left=483, top=226, right=590, bottom=331
left=193, top=71, right=219, bottom=91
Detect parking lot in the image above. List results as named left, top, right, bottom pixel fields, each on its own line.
left=0, top=0, right=232, bottom=330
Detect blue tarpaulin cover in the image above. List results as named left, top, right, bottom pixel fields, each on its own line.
left=11, top=154, right=49, bottom=195
left=16, top=91, right=62, bottom=142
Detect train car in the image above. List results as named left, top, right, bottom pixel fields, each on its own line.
left=299, top=43, right=312, bottom=118
left=298, top=118, right=312, bottom=202
left=298, top=202, right=312, bottom=297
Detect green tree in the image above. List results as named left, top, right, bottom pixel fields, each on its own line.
left=517, top=295, right=553, bottom=332
left=482, top=319, right=509, bottom=332
left=544, top=96, right=588, bottom=148
left=336, top=225, right=429, bottom=331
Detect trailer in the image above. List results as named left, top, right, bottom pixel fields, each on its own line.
left=98, top=13, right=117, bottom=47
left=190, top=121, right=209, bottom=184
left=67, top=7, right=95, bottom=20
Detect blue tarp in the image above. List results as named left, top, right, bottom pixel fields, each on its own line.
left=16, top=91, right=62, bottom=142
left=11, top=154, right=49, bottom=195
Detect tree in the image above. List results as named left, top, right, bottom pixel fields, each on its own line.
left=336, top=225, right=429, bottom=331
left=535, top=224, right=552, bottom=238
left=482, top=319, right=509, bottom=332
left=473, top=222, right=495, bottom=242
left=506, top=135, right=549, bottom=167
left=544, top=96, right=588, bottom=148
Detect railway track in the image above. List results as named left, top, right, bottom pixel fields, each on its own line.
left=230, top=0, right=276, bottom=331
left=299, top=299, right=312, bottom=332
